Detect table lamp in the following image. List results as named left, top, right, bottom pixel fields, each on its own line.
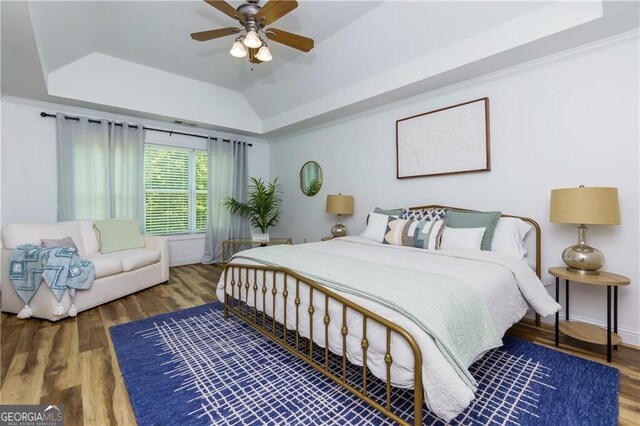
left=326, top=194, right=354, bottom=237
left=549, top=186, right=620, bottom=275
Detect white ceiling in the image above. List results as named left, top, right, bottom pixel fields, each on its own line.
left=2, top=1, right=639, bottom=138
left=28, top=0, right=383, bottom=91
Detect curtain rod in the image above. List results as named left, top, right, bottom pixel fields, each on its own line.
left=40, top=112, right=252, bottom=146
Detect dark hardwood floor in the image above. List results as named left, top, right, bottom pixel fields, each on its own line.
left=1, top=264, right=638, bottom=425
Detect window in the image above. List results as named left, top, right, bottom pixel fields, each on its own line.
left=144, top=144, right=207, bottom=235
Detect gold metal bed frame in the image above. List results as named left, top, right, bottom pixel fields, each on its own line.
left=221, top=205, right=542, bottom=425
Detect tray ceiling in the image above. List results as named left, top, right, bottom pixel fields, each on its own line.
left=2, top=1, right=638, bottom=137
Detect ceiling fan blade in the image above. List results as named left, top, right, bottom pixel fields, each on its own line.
left=204, top=0, right=243, bottom=21
left=191, top=27, right=241, bottom=41
left=266, top=27, right=314, bottom=52
left=256, top=0, right=298, bottom=25
left=248, top=47, right=263, bottom=64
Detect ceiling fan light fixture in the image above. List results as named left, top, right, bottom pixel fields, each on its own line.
left=243, top=29, right=262, bottom=48
left=191, top=0, right=315, bottom=65
left=255, top=44, right=272, bottom=62
left=229, top=38, right=248, bottom=57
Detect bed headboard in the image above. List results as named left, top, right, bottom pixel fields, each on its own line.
left=405, top=205, right=542, bottom=279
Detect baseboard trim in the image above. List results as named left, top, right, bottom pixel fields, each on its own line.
left=170, top=257, right=203, bottom=267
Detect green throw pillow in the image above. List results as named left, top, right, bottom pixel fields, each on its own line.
left=93, top=219, right=145, bottom=254
left=373, top=207, right=403, bottom=217
left=444, top=209, right=501, bottom=251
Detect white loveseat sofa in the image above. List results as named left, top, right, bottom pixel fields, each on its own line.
left=1, top=220, right=169, bottom=321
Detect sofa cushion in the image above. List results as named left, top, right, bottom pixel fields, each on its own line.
left=102, top=248, right=161, bottom=272
left=2, top=221, right=84, bottom=252
left=85, top=254, right=123, bottom=279
left=93, top=219, right=145, bottom=254
left=77, top=220, right=100, bottom=256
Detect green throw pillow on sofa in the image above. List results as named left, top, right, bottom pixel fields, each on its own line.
left=94, top=219, right=145, bottom=254
left=444, top=209, right=501, bottom=251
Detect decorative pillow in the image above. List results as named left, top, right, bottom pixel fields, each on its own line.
left=373, top=207, right=403, bottom=217
left=402, top=207, right=446, bottom=222
left=41, top=236, right=77, bottom=249
left=412, top=220, right=444, bottom=250
left=93, top=219, right=145, bottom=254
left=360, top=212, right=393, bottom=242
left=383, top=218, right=414, bottom=246
left=439, top=226, right=486, bottom=251
left=444, top=210, right=501, bottom=251
left=383, top=218, right=444, bottom=250
left=491, top=217, right=533, bottom=259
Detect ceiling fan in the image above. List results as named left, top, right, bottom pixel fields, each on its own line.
left=191, top=0, right=315, bottom=64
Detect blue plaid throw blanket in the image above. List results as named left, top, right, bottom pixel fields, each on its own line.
left=9, top=244, right=95, bottom=318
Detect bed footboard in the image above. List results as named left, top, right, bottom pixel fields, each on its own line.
left=223, top=263, right=424, bottom=426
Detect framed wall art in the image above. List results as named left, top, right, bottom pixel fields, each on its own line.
left=396, top=97, right=490, bottom=179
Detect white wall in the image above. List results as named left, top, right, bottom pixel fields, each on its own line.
left=0, top=97, right=270, bottom=266
left=268, top=35, right=640, bottom=345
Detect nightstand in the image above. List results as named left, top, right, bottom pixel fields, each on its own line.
left=549, top=267, right=630, bottom=362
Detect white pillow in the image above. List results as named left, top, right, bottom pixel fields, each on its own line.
left=491, top=217, right=533, bottom=259
left=360, top=212, right=392, bottom=242
left=439, top=226, right=486, bottom=251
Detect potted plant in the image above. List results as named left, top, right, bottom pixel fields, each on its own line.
left=223, top=177, right=284, bottom=243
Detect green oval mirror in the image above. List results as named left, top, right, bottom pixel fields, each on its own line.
left=300, top=161, right=323, bottom=197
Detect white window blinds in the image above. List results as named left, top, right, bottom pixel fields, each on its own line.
left=144, top=144, right=207, bottom=235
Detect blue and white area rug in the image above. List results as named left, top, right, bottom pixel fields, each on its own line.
left=110, top=303, right=619, bottom=425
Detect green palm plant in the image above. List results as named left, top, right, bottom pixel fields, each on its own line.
left=223, top=177, right=284, bottom=234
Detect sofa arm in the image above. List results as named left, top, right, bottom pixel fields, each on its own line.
left=144, top=236, right=170, bottom=282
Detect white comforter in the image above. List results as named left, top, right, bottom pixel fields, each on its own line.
left=216, top=237, right=559, bottom=421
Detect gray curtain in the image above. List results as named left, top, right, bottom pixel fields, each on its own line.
left=201, top=139, right=249, bottom=264
left=56, top=113, right=145, bottom=222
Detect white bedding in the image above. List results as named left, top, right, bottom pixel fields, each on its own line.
left=216, top=236, right=559, bottom=421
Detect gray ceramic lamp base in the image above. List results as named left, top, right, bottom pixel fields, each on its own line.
left=331, top=223, right=348, bottom=237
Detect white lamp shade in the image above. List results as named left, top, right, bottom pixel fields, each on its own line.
left=229, top=40, right=247, bottom=58
left=243, top=30, right=262, bottom=48
left=255, top=45, right=272, bottom=62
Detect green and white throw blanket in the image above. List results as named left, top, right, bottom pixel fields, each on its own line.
left=234, top=245, right=501, bottom=388
left=9, top=244, right=96, bottom=319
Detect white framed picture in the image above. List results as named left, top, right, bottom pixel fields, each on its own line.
left=396, top=98, right=490, bottom=179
